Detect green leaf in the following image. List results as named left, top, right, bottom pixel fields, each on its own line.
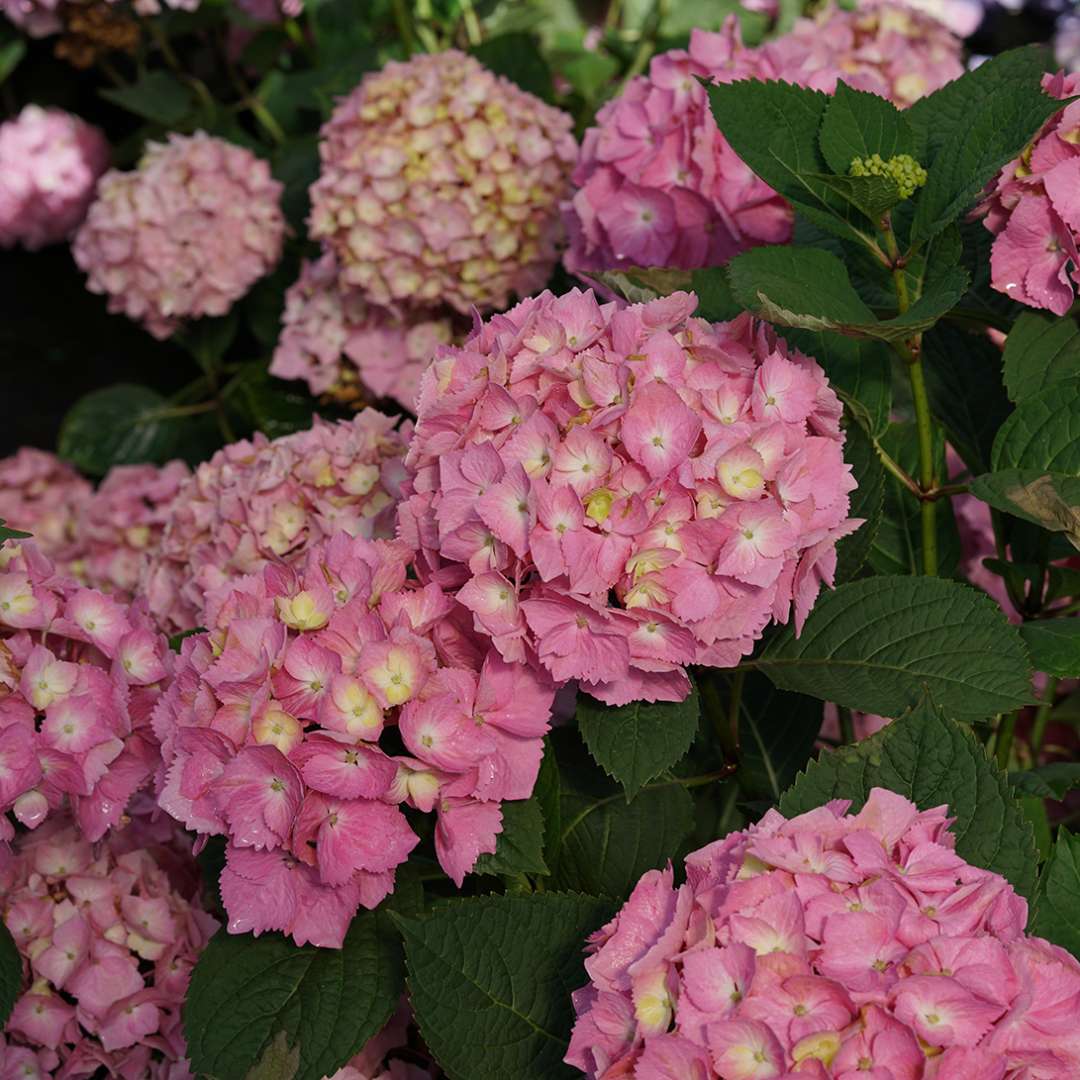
left=395, top=893, right=615, bottom=1080
left=0, top=39, right=25, bottom=84
left=0, top=519, right=31, bottom=545
left=223, top=363, right=315, bottom=441
left=246, top=1031, right=300, bottom=1080
left=691, top=266, right=743, bottom=322
left=176, top=312, right=239, bottom=372
left=737, top=674, right=823, bottom=802
left=757, top=575, right=1034, bottom=721
left=589, top=267, right=691, bottom=306
left=182, top=912, right=402, bottom=1080
left=809, top=172, right=904, bottom=220
left=971, top=469, right=1080, bottom=548
left=1030, top=828, right=1080, bottom=958
left=559, top=50, right=619, bottom=101
left=577, top=682, right=699, bottom=799
left=100, top=71, right=193, bottom=126
left=835, top=419, right=884, bottom=582
left=471, top=33, right=554, bottom=101
left=780, top=697, right=1039, bottom=898
left=473, top=796, right=549, bottom=876
left=548, top=729, right=693, bottom=897
left=1002, top=312, right=1080, bottom=403
left=923, top=322, right=1012, bottom=474
left=0, top=919, right=19, bottom=1029
left=1019, top=620, right=1080, bottom=678
left=58, top=384, right=180, bottom=477
left=992, top=380, right=1080, bottom=474
left=1010, top=763, right=1080, bottom=801
left=908, top=47, right=1068, bottom=244
left=818, top=81, right=919, bottom=176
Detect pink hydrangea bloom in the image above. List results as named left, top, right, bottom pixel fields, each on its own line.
left=564, top=20, right=794, bottom=275
left=567, top=787, right=1080, bottom=1078
left=0, top=448, right=91, bottom=566
left=0, top=542, right=174, bottom=842
left=763, top=1, right=965, bottom=107
left=270, top=253, right=459, bottom=411
left=151, top=530, right=555, bottom=947
left=309, top=50, right=577, bottom=315
left=1, top=0, right=197, bottom=34
left=0, top=106, right=109, bottom=250
left=978, top=72, right=1080, bottom=316
left=73, top=132, right=284, bottom=339
left=403, top=288, right=858, bottom=706
left=0, top=815, right=217, bottom=1078
left=142, top=412, right=410, bottom=633
left=75, top=461, right=191, bottom=598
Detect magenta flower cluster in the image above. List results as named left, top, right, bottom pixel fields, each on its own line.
left=567, top=787, right=1080, bottom=1079
left=309, top=49, right=577, bottom=317
left=269, top=252, right=458, bottom=411
left=73, top=132, right=285, bottom=339
left=980, top=72, right=1080, bottom=315
left=564, top=22, right=793, bottom=275
left=1, top=816, right=218, bottom=1078
left=0, top=542, right=174, bottom=843
left=143, top=412, right=409, bottom=633
left=151, top=530, right=555, bottom=947
left=403, top=288, right=857, bottom=706
left=0, top=106, right=109, bottom=251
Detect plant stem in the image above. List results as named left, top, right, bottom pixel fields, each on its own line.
left=459, top=0, right=482, bottom=45
left=727, top=669, right=745, bottom=759
left=838, top=707, right=855, bottom=746
left=995, top=712, right=1016, bottom=771
left=908, top=356, right=938, bottom=576
left=618, top=0, right=667, bottom=91
left=1030, top=675, right=1059, bottom=759
left=391, top=0, right=418, bottom=55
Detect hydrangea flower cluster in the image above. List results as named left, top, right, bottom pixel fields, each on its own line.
left=567, top=787, right=1080, bottom=1078
left=0, top=448, right=91, bottom=565
left=1, top=0, right=198, bottom=36
left=75, top=461, right=191, bottom=598
left=1, top=816, right=218, bottom=1078
left=143, top=412, right=410, bottom=633
left=563, top=21, right=793, bottom=275
left=270, top=253, right=459, bottom=411
left=764, top=1, right=965, bottom=107
left=309, top=49, right=577, bottom=316
left=979, top=71, right=1080, bottom=315
left=73, top=132, right=285, bottom=339
left=0, top=105, right=109, bottom=250
left=151, top=530, right=555, bottom=948
left=0, top=542, right=174, bottom=843
left=403, top=288, right=858, bottom=706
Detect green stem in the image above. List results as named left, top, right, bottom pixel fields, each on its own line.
left=838, top=707, right=856, bottom=746
left=1030, top=675, right=1060, bottom=759
left=908, top=356, right=938, bottom=577
left=727, top=669, right=745, bottom=760
left=618, top=0, right=667, bottom=91
left=391, top=0, right=418, bottom=55
left=995, top=712, right=1016, bottom=771
left=875, top=441, right=922, bottom=500
left=459, top=0, right=482, bottom=45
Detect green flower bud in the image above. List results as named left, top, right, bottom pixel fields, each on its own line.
left=849, top=153, right=928, bottom=199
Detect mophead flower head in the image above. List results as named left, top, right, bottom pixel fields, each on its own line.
left=978, top=71, right=1080, bottom=316
left=72, top=132, right=285, bottom=339
left=309, top=49, right=577, bottom=315
left=270, top=252, right=459, bottom=411
left=74, top=461, right=191, bottom=599
left=0, top=542, right=174, bottom=843
left=0, top=105, right=109, bottom=251
left=564, top=20, right=794, bottom=275
left=403, top=288, right=858, bottom=706
left=143, top=412, right=410, bottom=634
left=567, top=787, right=1080, bottom=1078
left=150, top=530, right=555, bottom=948
left=1, top=815, right=218, bottom=1077
left=0, top=448, right=91, bottom=567
left=763, top=1, right=965, bottom=107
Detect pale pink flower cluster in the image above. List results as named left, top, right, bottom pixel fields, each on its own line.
left=403, top=289, right=858, bottom=706
left=0, top=542, right=174, bottom=844
left=563, top=21, right=794, bottom=275
left=269, top=253, right=458, bottom=411
left=567, top=787, right=1080, bottom=1079
left=75, top=461, right=191, bottom=598
left=1, top=0, right=198, bottom=35
left=143, top=412, right=410, bottom=633
left=309, top=50, right=577, bottom=316
left=763, top=1, right=965, bottom=107
left=0, top=448, right=91, bottom=565
left=979, top=72, right=1080, bottom=315
left=151, top=530, right=555, bottom=948
left=235, top=0, right=302, bottom=20
left=73, top=132, right=285, bottom=340
left=0, top=816, right=218, bottom=1079
left=0, top=105, right=109, bottom=250
left=328, top=1003, right=439, bottom=1080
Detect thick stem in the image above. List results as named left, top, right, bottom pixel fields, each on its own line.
left=837, top=707, right=856, bottom=746
left=908, top=356, right=938, bottom=577
left=1030, top=675, right=1060, bottom=759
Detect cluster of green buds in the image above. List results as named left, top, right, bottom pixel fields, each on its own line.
left=849, top=153, right=928, bottom=199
